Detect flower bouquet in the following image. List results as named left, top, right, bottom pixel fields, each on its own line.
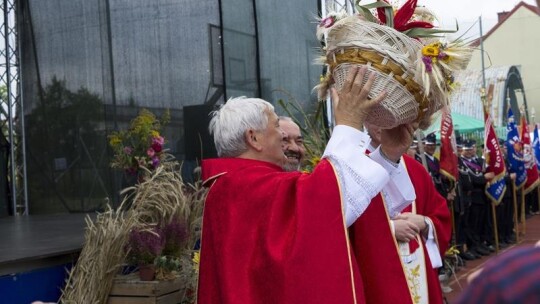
left=108, top=109, right=170, bottom=180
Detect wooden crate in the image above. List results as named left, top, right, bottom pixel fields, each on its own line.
left=108, top=273, right=185, bottom=304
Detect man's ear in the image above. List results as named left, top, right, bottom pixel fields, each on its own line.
left=245, top=129, right=263, bottom=152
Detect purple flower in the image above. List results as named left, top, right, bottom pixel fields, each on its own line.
left=152, top=156, right=160, bottom=168
left=161, top=218, right=188, bottom=256
left=422, top=56, right=433, bottom=72
left=128, top=227, right=165, bottom=265
left=124, top=146, right=133, bottom=155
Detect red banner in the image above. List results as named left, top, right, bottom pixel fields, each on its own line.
left=484, top=109, right=507, bottom=204
left=520, top=115, right=539, bottom=194
left=439, top=106, right=458, bottom=183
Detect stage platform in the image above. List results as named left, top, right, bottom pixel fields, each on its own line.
left=0, top=213, right=89, bottom=276
left=0, top=213, right=91, bottom=303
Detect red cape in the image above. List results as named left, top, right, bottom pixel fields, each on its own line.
left=198, top=158, right=364, bottom=303
left=349, top=155, right=451, bottom=304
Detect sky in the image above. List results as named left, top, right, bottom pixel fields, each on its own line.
left=417, top=0, right=537, bottom=39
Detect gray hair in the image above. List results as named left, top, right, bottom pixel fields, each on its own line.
left=209, top=96, right=274, bottom=157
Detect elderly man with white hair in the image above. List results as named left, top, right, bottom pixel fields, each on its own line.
left=198, top=67, right=417, bottom=304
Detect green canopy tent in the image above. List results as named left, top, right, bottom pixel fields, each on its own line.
left=425, top=112, right=506, bottom=141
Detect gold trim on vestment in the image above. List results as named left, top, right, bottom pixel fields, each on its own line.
left=328, top=160, right=358, bottom=304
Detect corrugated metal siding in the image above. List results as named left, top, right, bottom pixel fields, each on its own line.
left=450, top=66, right=512, bottom=126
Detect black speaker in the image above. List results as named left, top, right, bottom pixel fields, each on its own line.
left=183, top=105, right=217, bottom=161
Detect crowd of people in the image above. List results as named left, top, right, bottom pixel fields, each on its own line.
left=410, top=133, right=539, bottom=262
left=198, top=67, right=450, bottom=303
left=195, top=4, right=540, bottom=303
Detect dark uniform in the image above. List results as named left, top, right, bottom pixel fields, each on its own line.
left=415, top=133, right=449, bottom=198
left=453, top=138, right=477, bottom=260
left=459, top=139, right=493, bottom=257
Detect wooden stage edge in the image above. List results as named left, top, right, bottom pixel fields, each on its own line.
left=0, top=213, right=92, bottom=276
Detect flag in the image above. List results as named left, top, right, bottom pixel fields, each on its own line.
left=506, top=108, right=527, bottom=189
left=484, top=109, right=507, bottom=204
left=520, top=115, right=539, bottom=194
left=439, top=106, right=458, bottom=185
left=533, top=124, right=540, bottom=171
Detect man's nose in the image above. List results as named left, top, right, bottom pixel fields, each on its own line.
left=286, top=140, right=300, bottom=152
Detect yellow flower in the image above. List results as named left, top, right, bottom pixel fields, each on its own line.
left=422, top=43, right=440, bottom=57
left=192, top=251, right=200, bottom=271
left=151, top=130, right=160, bottom=138
left=109, top=135, right=122, bottom=147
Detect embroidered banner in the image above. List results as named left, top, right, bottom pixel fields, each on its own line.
left=506, top=108, right=527, bottom=189
left=520, top=115, right=539, bottom=194
left=484, top=109, right=506, bottom=204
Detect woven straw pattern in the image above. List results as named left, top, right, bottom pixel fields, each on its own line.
left=321, top=16, right=443, bottom=129
left=326, top=17, right=422, bottom=69
left=333, top=63, right=420, bottom=128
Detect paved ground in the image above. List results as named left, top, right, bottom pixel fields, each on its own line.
left=444, top=213, right=540, bottom=303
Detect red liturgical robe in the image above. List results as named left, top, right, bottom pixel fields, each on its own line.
left=349, top=155, right=451, bottom=304
left=198, top=158, right=363, bottom=304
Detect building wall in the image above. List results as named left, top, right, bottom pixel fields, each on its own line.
left=468, top=6, right=540, bottom=114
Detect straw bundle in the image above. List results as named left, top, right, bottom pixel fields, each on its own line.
left=60, top=157, right=206, bottom=303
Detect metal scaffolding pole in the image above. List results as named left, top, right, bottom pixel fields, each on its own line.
left=1, top=0, right=28, bottom=215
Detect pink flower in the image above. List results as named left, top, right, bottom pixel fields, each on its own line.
left=147, top=148, right=155, bottom=158
left=151, top=136, right=164, bottom=152
left=320, top=16, right=335, bottom=28
left=123, top=146, right=133, bottom=155
left=152, top=136, right=164, bottom=145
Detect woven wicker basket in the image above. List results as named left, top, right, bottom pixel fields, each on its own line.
left=323, top=16, right=443, bottom=129
left=332, top=63, right=420, bottom=129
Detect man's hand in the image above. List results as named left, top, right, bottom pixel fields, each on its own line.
left=510, top=173, right=516, bottom=180
left=395, top=212, right=428, bottom=236
left=393, top=218, right=420, bottom=243
left=331, top=66, right=386, bottom=131
left=380, top=123, right=418, bottom=162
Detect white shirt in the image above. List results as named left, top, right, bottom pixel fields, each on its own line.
left=322, top=125, right=415, bottom=227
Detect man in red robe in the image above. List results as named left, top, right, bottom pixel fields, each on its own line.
left=198, top=67, right=417, bottom=303
left=352, top=124, right=452, bottom=304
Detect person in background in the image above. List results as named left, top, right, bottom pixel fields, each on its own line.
left=406, top=140, right=418, bottom=158
left=279, top=116, right=306, bottom=172
left=454, top=137, right=478, bottom=260
left=499, top=138, right=517, bottom=247
left=459, top=139, right=494, bottom=257
left=415, top=133, right=450, bottom=199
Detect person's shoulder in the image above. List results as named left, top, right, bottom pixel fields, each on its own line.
left=403, top=154, right=425, bottom=170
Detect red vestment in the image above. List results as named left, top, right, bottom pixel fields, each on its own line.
left=349, top=155, right=451, bottom=304
left=198, top=158, right=363, bottom=304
